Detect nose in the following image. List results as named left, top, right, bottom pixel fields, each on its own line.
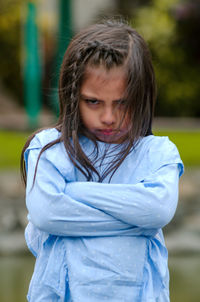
left=100, top=106, right=116, bottom=126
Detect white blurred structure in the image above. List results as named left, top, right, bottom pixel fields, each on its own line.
left=38, top=0, right=116, bottom=33
left=72, top=0, right=116, bottom=31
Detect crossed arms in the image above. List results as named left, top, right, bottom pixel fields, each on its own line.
left=25, top=147, right=180, bottom=238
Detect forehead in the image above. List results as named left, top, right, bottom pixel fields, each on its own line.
left=81, top=65, right=127, bottom=100
left=84, top=64, right=126, bottom=81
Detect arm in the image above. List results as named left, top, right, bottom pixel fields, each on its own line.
left=26, top=147, right=157, bottom=237
left=65, top=163, right=181, bottom=229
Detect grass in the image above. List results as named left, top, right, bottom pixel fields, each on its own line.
left=154, top=131, right=200, bottom=166
left=0, top=130, right=199, bottom=170
left=0, top=131, right=30, bottom=170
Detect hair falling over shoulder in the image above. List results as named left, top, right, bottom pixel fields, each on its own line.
left=21, top=19, right=157, bottom=185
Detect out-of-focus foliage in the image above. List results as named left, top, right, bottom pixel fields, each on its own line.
left=133, top=0, right=200, bottom=116
left=0, top=0, right=199, bottom=117
left=0, top=0, right=25, bottom=102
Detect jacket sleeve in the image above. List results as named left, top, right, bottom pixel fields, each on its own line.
left=65, top=163, right=182, bottom=229
left=25, top=142, right=157, bottom=237
left=65, top=137, right=184, bottom=230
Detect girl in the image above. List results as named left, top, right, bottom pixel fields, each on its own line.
left=21, top=20, right=184, bottom=302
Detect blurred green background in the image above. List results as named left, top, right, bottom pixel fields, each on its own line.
left=0, top=130, right=200, bottom=170
left=1, top=0, right=200, bottom=118
left=0, top=1, right=200, bottom=302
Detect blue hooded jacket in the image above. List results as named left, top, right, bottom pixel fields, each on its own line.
left=24, top=128, right=183, bottom=302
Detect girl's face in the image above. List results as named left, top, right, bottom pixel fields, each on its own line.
left=79, top=65, right=130, bottom=144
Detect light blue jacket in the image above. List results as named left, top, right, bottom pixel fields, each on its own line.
left=24, top=128, right=184, bottom=302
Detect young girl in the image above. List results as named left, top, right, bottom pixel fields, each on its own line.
left=21, top=20, right=184, bottom=302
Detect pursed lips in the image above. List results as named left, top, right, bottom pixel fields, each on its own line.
left=98, top=129, right=116, bottom=136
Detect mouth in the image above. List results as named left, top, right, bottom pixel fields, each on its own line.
left=98, top=129, right=115, bottom=136
left=94, top=128, right=125, bottom=143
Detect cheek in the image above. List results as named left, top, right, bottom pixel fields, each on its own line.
left=79, top=104, right=88, bottom=124
left=80, top=109, right=95, bottom=129
left=120, top=113, right=131, bottom=130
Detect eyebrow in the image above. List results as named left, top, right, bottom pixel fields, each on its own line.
left=80, top=94, right=126, bottom=103
left=80, top=94, right=101, bottom=101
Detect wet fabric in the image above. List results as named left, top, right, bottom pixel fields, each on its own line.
left=24, top=128, right=184, bottom=302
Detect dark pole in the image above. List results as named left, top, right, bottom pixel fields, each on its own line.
left=24, top=1, right=41, bottom=128
left=58, top=0, right=72, bottom=62
left=52, top=0, right=72, bottom=115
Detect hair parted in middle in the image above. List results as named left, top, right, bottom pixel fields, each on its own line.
left=21, top=19, right=157, bottom=184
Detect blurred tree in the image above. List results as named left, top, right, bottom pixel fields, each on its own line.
left=174, top=0, right=200, bottom=116
left=116, top=0, right=151, bottom=17
left=0, top=0, right=25, bottom=103
left=1, top=0, right=199, bottom=117
left=133, top=0, right=200, bottom=117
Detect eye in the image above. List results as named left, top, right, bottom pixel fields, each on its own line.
left=115, top=99, right=127, bottom=107
left=85, top=99, right=99, bottom=105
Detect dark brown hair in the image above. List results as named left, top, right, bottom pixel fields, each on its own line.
left=21, top=19, right=156, bottom=185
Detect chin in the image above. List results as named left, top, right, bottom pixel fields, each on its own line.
left=97, top=134, right=123, bottom=144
